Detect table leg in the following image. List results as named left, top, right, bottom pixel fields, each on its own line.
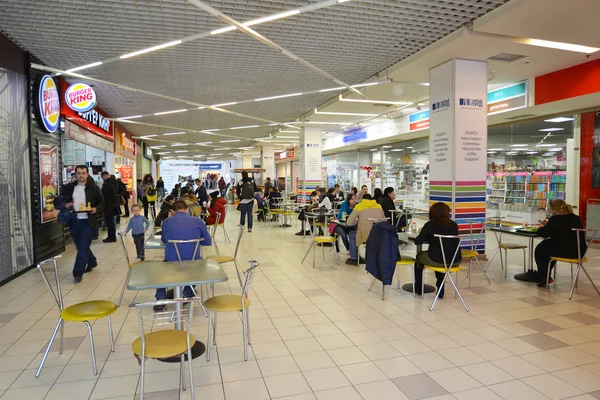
left=513, top=236, right=539, bottom=282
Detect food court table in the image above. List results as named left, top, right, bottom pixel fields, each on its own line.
left=489, top=226, right=540, bottom=282
left=398, top=232, right=436, bottom=294
left=127, top=259, right=228, bottom=358
left=144, top=235, right=165, bottom=249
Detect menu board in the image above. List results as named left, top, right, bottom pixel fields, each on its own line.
left=39, top=140, right=60, bottom=223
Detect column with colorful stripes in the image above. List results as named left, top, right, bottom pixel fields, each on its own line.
left=298, top=126, right=323, bottom=204
left=429, top=59, right=488, bottom=253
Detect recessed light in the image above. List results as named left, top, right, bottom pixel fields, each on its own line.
left=544, top=117, right=573, bottom=123
left=539, top=128, right=564, bottom=132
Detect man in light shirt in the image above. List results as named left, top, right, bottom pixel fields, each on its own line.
left=63, top=165, right=104, bottom=282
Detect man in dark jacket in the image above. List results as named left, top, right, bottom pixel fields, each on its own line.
left=117, top=178, right=130, bottom=217
left=194, top=178, right=209, bottom=205
left=366, top=221, right=399, bottom=286
left=101, top=171, right=119, bottom=243
left=63, top=165, right=104, bottom=282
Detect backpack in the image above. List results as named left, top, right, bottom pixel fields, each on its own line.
left=241, top=181, right=254, bottom=200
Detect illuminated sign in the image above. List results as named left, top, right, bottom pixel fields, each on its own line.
left=64, top=83, right=96, bottom=112
left=487, top=82, right=528, bottom=115
left=37, top=75, right=60, bottom=133
left=409, top=110, right=430, bottom=131
left=120, top=132, right=135, bottom=153
left=342, top=131, right=367, bottom=143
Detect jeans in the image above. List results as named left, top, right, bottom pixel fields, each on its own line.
left=535, top=242, right=556, bottom=283
left=155, top=286, right=196, bottom=300
left=104, top=207, right=116, bottom=241
left=70, top=218, right=97, bottom=277
left=132, top=233, right=145, bottom=258
left=349, top=230, right=358, bottom=260
left=334, top=225, right=350, bottom=251
left=239, top=201, right=253, bottom=229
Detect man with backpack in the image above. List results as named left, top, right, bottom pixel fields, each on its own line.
left=238, top=171, right=257, bottom=232
left=101, top=171, right=119, bottom=243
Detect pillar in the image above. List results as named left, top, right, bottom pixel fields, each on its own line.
left=242, top=154, right=253, bottom=169
left=429, top=59, right=488, bottom=253
left=298, top=126, right=322, bottom=202
left=261, top=146, right=275, bottom=185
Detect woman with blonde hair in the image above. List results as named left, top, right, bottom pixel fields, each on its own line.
left=535, top=200, right=586, bottom=287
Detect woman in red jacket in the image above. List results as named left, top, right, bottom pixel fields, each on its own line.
left=206, top=191, right=227, bottom=226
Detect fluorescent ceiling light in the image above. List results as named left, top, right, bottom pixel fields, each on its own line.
left=370, top=149, right=378, bottom=152
left=149, top=145, right=166, bottom=148
left=391, top=149, right=404, bottom=152
left=198, top=107, right=206, bottom=110
left=255, top=92, right=303, bottom=102
left=163, top=132, right=185, bottom=136
left=120, top=40, right=182, bottom=59
left=211, top=9, right=302, bottom=35
left=406, top=146, right=413, bottom=149
left=156, top=152, right=171, bottom=155
left=338, top=94, right=412, bottom=106
left=212, top=102, right=238, bottom=107
left=196, top=142, right=212, bottom=145
left=117, top=115, right=143, bottom=120
left=488, top=148, right=503, bottom=151
left=220, top=139, right=241, bottom=142
left=171, top=143, right=187, bottom=147
left=318, top=81, right=385, bottom=93
left=536, top=144, right=557, bottom=147
left=524, top=38, right=599, bottom=54
left=154, top=109, right=187, bottom=116
left=548, top=148, right=564, bottom=151
left=487, top=151, right=497, bottom=154
left=139, top=135, right=158, bottom=138
left=505, top=152, right=518, bottom=155
left=304, top=121, right=352, bottom=125
left=231, top=125, right=259, bottom=130
left=525, top=151, right=538, bottom=154
left=279, top=130, right=299, bottom=133
left=314, top=108, right=378, bottom=117
left=203, top=129, right=219, bottom=132
left=174, top=150, right=188, bottom=153
left=66, top=61, right=103, bottom=72
left=539, top=128, right=564, bottom=132
left=543, top=152, right=556, bottom=156
left=509, top=144, right=528, bottom=147
left=214, top=147, right=231, bottom=150
left=210, top=26, right=237, bottom=35
left=544, top=117, right=574, bottom=123
left=212, top=153, right=223, bottom=156
left=383, top=146, right=392, bottom=148
left=275, top=136, right=299, bottom=139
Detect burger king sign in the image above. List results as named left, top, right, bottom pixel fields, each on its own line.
left=65, top=83, right=97, bottom=113
left=36, top=75, right=60, bottom=133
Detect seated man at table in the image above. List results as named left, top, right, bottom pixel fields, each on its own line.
left=156, top=200, right=212, bottom=311
left=345, top=194, right=384, bottom=265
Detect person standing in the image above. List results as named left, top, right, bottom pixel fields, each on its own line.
left=239, top=171, right=257, bottom=232
left=264, top=177, right=273, bottom=192
left=117, top=178, right=130, bottom=217
left=63, top=165, right=104, bottom=282
left=156, top=200, right=212, bottom=312
left=139, top=174, right=156, bottom=220
left=277, top=178, right=286, bottom=193
left=101, top=171, right=119, bottom=243
left=124, top=204, right=150, bottom=261
left=194, top=178, right=209, bottom=205
left=218, top=177, right=226, bottom=197
left=156, top=177, right=165, bottom=201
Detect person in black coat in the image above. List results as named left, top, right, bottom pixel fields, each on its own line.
left=194, top=178, right=209, bottom=205
left=535, top=200, right=586, bottom=287
left=155, top=195, right=176, bottom=230
left=117, top=178, right=130, bottom=217
left=414, top=202, right=462, bottom=298
left=380, top=187, right=406, bottom=231
left=101, top=171, right=119, bottom=242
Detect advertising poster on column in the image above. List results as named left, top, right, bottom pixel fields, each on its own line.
left=39, top=141, right=60, bottom=223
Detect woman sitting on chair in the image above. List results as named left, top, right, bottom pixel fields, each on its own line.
left=535, top=199, right=586, bottom=288
left=414, top=202, right=462, bottom=298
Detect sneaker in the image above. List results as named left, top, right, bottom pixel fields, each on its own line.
left=153, top=305, right=166, bottom=312
left=102, top=238, right=117, bottom=243
left=73, top=276, right=82, bottom=283
left=248, top=229, right=252, bottom=232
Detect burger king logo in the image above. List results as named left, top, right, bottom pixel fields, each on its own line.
left=38, top=75, right=60, bottom=133
left=65, top=83, right=96, bottom=113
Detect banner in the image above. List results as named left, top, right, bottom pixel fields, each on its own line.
left=39, top=141, right=60, bottom=223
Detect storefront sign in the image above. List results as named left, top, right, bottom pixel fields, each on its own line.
left=275, top=148, right=295, bottom=160
left=487, top=81, right=528, bottom=115
left=36, top=75, right=60, bottom=133
left=38, top=141, right=60, bottom=223
left=409, top=110, right=430, bottom=131
left=144, top=144, right=153, bottom=159
left=342, top=131, right=367, bottom=143
left=197, top=163, right=222, bottom=170
left=60, top=79, right=113, bottom=141
left=65, top=121, right=113, bottom=152
left=114, top=123, right=136, bottom=158
left=64, top=83, right=96, bottom=112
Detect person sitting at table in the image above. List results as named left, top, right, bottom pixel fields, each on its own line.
left=317, top=187, right=334, bottom=210
left=345, top=194, right=385, bottom=265
left=379, top=187, right=405, bottom=230
left=414, top=202, right=462, bottom=298
left=269, top=186, right=283, bottom=207
left=254, top=188, right=267, bottom=222
left=333, top=184, right=344, bottom=201
left=155, top=195, right=176, bottom=231
left=535, top=199, right=586, bottom=288
left=184, top=193, right=202, bottom=217
left=206, top=191, right=227, bottom=226
left=157, top=200, right=212, bottom=311
left=333, top=193, right=357, bottom=254
left=373, top=188, right=383, bottom=203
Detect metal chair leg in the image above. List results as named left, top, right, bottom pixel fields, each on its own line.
left=59, top=320, right=64, bottom=355
left=485, top=247, right=500, bottom=272
left=546, top=260, right=552, bottom=288
left=468, top=258, right=473, bottom=288
left=368, top=278, right=376, bottom=292
left=180, top=354, right=186, bottom=391
left=107, top=315, right=115, bottom=352
left=83, top=321, right=97, bottom=375
left=301, top=241, right=314, bottom=264
left=447, top=273, right=469, bottom=312
left=118, top=268, right=133, bottom=307
left=246, top=308, right=251, bottom=344
left=36, top=318, right=62, bottom=378
left=242, top=308, right=248, bottom=361
left=140, top=345, right=146, bottom=400
left=206, top=311, right=212, bottom=361
left=213, top=312, right=217, bottom=346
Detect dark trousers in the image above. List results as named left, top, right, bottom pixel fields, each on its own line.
left=535, top=242, right=556, bottom=283
left=133, top=233, right=145, bottom=258
left=240, top=201, right=253, bottom=229
left=104, top=207, right=116, bottom=241
left=142, top=197, right=155, bottom=219
left=415, top=251, right=449, bottom=297
left=334, top=224, right=350, bottom=251
left=70, top=218, right=97, bottom=277
left=156, top=286, right=196, bottom=300
left=123, top=198, right=130, bottom=216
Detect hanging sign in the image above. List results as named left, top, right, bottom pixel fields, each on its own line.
left=487, top=82, right=528, bottom=115
left=409, top=110, right=430, bottom=131
left=36, top=75, right=60, bottom=133
left=64, top=83, right=97, bottom=112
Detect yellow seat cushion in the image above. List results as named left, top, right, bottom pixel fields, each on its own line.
left=424, top=265, right=461, bottom=273
left=397, top=257, right=416, bottom=265
left=550, top=256, right=588, bottom=263
left=499, top=242, right=527, bottom=250
left=132, top=330, right=195, bottom=359
left=270, top=210, right=284, bottom=214
left=60, top=300, right=117, bottom=322
left=206, top=255, right=235, bottom=263
left=461, top=249, right=479, bottom=258
left=203, top=295, right=251, bottom=312
left=314, top=236, right=337, bottom=243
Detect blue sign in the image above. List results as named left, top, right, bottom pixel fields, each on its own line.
left=488, top=82, right=527, bottom=103
left=409, top=110, right=430, bottom=123
left=459, top=98, right=484, bottom=108
left=432, top=99, right=450, bottom=111
left=342, top=131, right=367, bottom=143
left=197, top=163, right=222, bottom=169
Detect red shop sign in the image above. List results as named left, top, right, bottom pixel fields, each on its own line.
left=275, top=148, right=295, bottom=161
left=60, top=79, right=113, bottom=141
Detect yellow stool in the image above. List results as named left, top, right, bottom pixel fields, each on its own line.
left=301, top=235, right=339, bottom=268
left=546, top=256, right=588, bottom=288
left=206, top=224, right=245, bottom=287
left=397, top=257, right=417, bottom=298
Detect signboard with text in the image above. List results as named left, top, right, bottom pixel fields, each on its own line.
left=114, top=123, right=137, bottom=158
left=409, top=110, right=430, bottom=131
left=60, top=79, right=113, bottom=141
left=275, top=148, right=295, bottom=161
left=487, top=81, right=528, bottom=116
left=39, top=141, right=60, bottom=223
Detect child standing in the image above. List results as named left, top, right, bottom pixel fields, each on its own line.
left=124, top=204, right=150, bottom=261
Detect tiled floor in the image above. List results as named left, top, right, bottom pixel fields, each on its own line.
left=1, top=212, right=600, bottom=399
